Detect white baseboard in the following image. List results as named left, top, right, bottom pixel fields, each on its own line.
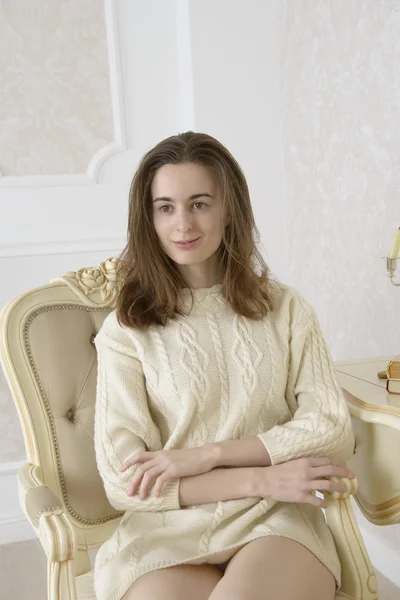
left=0, top=514, right=36, bottom=546
left=0, top=460, right=36, bottom=546
left=1, top=460, right=400, bottom=590
left=358, top=525, right=400, bottom=590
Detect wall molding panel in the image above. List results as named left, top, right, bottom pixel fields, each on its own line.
left=0, top=0, right=127, bottom=188
left=86, top=0, right=128, bottom=183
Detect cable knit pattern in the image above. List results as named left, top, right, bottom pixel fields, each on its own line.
left=257, top=294, right=354, bottom=465
left=178, top=321, right=210, bottom=446
left=205, top=309, right=230, bottom=441
left=256, top=318, right=279, bottom=432
left=93, top=282, right=354, bottom=600
left=232, top=315, right=263, bottom=439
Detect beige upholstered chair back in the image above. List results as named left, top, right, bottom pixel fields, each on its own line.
left=0, top=258, right=122, bottom=574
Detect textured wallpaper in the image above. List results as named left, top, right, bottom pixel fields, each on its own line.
left=280, top=0, right=400, bottom=549
left=0, top=0, right=113, bottom=176
left=280, top=0, right=400, bottom=361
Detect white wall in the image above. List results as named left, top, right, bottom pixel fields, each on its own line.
left=280, top=0, right=400, bottom=361
left=188, top=0, right=287, bottom=281
left=279, top=0, right=400, bottom=565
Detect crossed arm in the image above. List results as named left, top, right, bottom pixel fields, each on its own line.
left=120, top=436, right=355, bottom=509
left=121, top=438, right=272, bottom=507
left=178, top=462, right=265, bottom=507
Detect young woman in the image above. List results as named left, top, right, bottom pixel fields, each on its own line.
left=94, top=131, right=355, bottom=600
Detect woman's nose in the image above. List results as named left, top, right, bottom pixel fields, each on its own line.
left=176, top=210, right=194, bottom=231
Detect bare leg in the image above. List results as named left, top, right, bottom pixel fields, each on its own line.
left=209, top=536, right=336, bottom=600
left=122, top=563, right=223, bottom=600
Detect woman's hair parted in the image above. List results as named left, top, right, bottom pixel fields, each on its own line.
left=116, top=131, right=275, bottom=329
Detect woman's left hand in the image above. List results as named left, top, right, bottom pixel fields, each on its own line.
left=120, top=445, right=217, bottom=500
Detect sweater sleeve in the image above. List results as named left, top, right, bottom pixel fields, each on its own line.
left=94, top=314, right=180, bottom=512
left=257, top=293, right=355, bottom=466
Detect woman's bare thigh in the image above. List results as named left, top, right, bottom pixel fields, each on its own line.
left=208, top=536, right=336, bottom=600
left=122, top=563, right=223, bottom=600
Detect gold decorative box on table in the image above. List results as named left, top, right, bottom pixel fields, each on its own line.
left=335, top=357, right=400, bottom=526
left=385, top=357, right=400, bottom=394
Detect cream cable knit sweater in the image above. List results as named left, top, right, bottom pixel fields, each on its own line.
left=94, top=281, right=355, bottom=600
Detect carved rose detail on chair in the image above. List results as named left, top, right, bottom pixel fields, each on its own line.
left=54, top=257, right=121, bottom=308
left=74, top=259, right=117, bottom=301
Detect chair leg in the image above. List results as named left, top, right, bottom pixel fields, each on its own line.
left=325, top=496, right=378, bottom=600
left=38, top=511, right=78, bottom=600
left=48, top=559, right=78, bottom=600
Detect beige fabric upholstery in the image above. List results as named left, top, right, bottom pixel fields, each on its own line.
left=25, top=484, right=63, bottom=527
left=28, top=306, right=117, bottom=522
left=0, top=258, right=379, bottom=600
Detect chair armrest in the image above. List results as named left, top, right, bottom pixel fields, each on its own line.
left=18, top=463, right=77, bottom=564
left=324, top=475, right=358, bottom=500
left=24, top=481, right=64, bottom=528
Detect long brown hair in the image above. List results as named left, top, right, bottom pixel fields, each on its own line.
left=116, top=131, right=275, bottom=329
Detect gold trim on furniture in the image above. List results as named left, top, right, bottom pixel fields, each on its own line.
left=355, top=492, right=400, bottom=525
left=344, top=389, right=400, bottom=417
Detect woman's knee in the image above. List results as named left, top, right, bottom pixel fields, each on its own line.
left=209, top=536, right=336, bottom=600
left=123, top=563, right=223, bottom=600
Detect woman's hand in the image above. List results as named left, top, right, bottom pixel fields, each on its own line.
left=120, top=445, right=217, bottom=500
left=257, top=457, right=355, bottom=509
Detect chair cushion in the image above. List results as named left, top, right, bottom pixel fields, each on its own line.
left=27, top=306, right=120, bottom=523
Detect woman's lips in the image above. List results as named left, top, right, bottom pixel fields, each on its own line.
left=174, top=237, right=200, bottom=249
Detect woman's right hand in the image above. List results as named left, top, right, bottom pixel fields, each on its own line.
left=257, top=457, right=355, bottom=509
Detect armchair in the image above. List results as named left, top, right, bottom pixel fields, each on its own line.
left=0, top=259, right=378, bottom=599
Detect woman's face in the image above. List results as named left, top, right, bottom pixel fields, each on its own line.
left=151, top=162, right=225, bottom=286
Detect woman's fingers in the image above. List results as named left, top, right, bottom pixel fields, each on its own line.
left=303, top=478, right=348, bottom=509
left=153, top=474, right=168, bottom=498
left=307, top=494, right=329, bottom=509
left=309, top=457, right=354, bottom=479
left=311, top=479, right=346, bottom=494
left=138, top=466, right=164, bottom=500
left=312, top=464, right=354, bottom=481
left=120, top=452, right=154, bottom=472
left=127, top=460, right=157, bottom=496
